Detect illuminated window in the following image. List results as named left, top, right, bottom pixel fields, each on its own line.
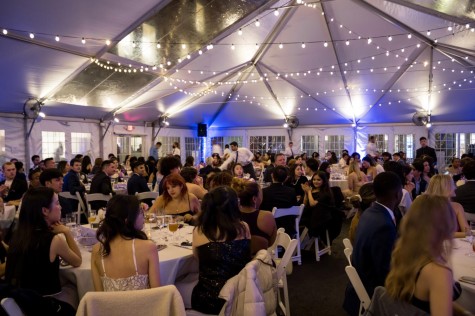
left=394, top=134, right=415, bottom=161
left=301, top=135, right=319, bottom=156
left=324, top=135, right=345, bottom=155
left=156, top=136, right=180, bottom=157
left=42, top=131, right=65, bottom=161
left=368, top=134, right=388, bottom=154
left=117, top=135, right=143, bottom=164
left=249, top=136, right=285, bottom=154
left=71, top=132, right=91, bottom=156
left=434, top=133, right=456, bottom=170
left=0, top=130, right=5, bottom=165
left=185, top=137, right=203, bottom=163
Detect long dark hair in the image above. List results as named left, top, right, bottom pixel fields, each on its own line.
left=96, top=195, right=146, bottom=256
left=310, top=171, right=333, bottom=203
left=196, top=186, right=246, bottom=242
left=288, top=163, right=303, bottom=183
left=9, top=187, right=55, bottom=254
left=81, top=155, right=92, bottom=174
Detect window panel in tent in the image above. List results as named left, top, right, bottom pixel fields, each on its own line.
left=71, top=133, right=91, bottom=157
left=0, top=130, right=5, bottom=164
left=301, top=135, right=319, bottom=157
left=324, top=135, right=345, bottom=156
left=42, top=132, right=65, bottom=162
left=156, top=136, right=180, bottom=158
left=116, top=136, right=143, bottom=164
left=435, top=133, right=457, bottom=170
left=185, top=137, right=202, bottom=164
left=395, top=134, right=415, bottom=161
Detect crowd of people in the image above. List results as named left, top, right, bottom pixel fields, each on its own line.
left=0, top=135, right=474, bottom=315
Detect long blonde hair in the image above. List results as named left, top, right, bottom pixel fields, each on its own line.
left=425, top=174, right=455, bottom=197
left=348, top=160, right=363, bottom=180
left=385, top=195, right=456, bottom=301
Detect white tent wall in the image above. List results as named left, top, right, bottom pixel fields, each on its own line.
left=0, top=117, right=26, bottom=164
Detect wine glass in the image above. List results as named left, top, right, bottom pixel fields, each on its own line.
left=88, top=210, right=97, bottom=225
left=465, top=227, right=475, bottom=256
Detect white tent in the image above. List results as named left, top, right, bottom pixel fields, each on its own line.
left=1, top=0, right=475, bottom=168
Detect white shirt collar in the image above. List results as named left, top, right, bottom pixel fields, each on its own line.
left=375, top=201, right=395, bottom=225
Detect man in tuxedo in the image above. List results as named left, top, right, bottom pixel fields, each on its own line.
left=127, top=161, right=150, bottom=195
left=0, top=162, right=28, bottom=203
left=411, top=159, right=427, bottom=200
left=261, top=165, right=298, bottom=236
left=40, top=168, right=73, bottom=218
left=90, top=160, right=117, bottom=210
left=454, top=159, right=475, bottom=214
left=416, top=136, right=437, bottom=166
left=343, top=171, right=402, bottom=315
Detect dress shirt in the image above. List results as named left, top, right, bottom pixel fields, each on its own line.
left=172, top=148, right=181, bottom=156
left=283, top=147, right=294, bottom=158
left=220, top=148, right=254, bottom=170
left=149, top=146, right=159, bottom=160
left=366, top=142, right=377, bottom=157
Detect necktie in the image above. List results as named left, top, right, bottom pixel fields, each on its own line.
left=291, top=148, right=294, bottom=156
left=235, top=150, right=239, bottom=163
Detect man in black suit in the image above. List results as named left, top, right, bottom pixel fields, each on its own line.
left=343, top=172, right=402, bottom=316
left=40, top=168, right=73, bottom=218
left=62, top=158, right=86, bottom=213
left=263, top=153, right=286, bottom=183
left=454, top=159, right=475, bottom=215
left=261, top=165, right=298, bottom=236
left=90, top=160, right=116, bottom=210
left=411, top=159, right=427, bottom=200
left=127, top=161, right=150, bottom=195
left=0, top=162, right=28, bottom=202
left=415, top=136, right=437, bottom=166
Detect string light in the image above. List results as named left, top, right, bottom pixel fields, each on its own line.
left=301, top=42, right=306, bottom=48
left=106, top=39, right=111, bottom=45
left=55, top=35, right=60, bottom=42
left=29, top=33, right=34, bottom=39
left=238, top=29, right=242, bottom=35
left=279, top=43, right=283, bottom=49
left=2, top=29, right=7, bottom=35
left=81, top=37, right=86, bottom=44
left=255, top=19, right=260, bottom=27
left=156, top=43, right=161, bottom=48
left=274, top=9, right=279, bottom=16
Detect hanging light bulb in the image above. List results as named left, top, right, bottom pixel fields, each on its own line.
left=238, top=29, right=242, bottom=36
left=345, top=40, right=350, bottom=45
left=29, top=33, right=35, bottom=39
left=301, top=42, right=306, bottom=48
left=156, top=43, right=161, bottom=48
left=2, top=29, right=7, bottom=35
left=255, top=19, right=260, bottom=27
left=448, top=26, right=453, bottom=32
left=407, top=34, right=412, bottom=39
left=231, top=44, right=235, bottom=50
left=55, top=35, right=60, bottom=42
left=81, top=37, right=86, bottom=44
left=279, top=43, right=283, bottom=49
left=323, top=42, right=328, bottom=47
left=274, top=9, right=279, bottom=16
left=106, top=39, right=111, bottom=45
left=132, top=41, right=136, bottom=47
left=387, top=36, right=392, bottom=41
left=198, top=50, right=203, bottom=55
left=181, top=43, right=186, bottom=49
left=426, top=30, right=431, bottom=36
left=367, top=38, right=372, bottom=44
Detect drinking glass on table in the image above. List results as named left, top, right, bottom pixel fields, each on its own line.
left=465, top=227, right=475, bottom=256
left=168, top=216, right=179, bottom=242
left=88, top=210, right=97, bottom=224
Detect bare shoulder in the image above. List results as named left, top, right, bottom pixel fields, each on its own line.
left=421, top=262, right=452, bottom=285
left=189, top=192, right=199, bottom=201
left=451, top=201, right=464, bottom=213
left=258, top=210, right=276, bottom=225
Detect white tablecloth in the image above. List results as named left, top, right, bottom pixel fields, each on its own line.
left=60, top=225, right=196, bottom=301
left=329, top=179, right=349, bottom=191
left=0, top=204, right=16, bottom=229
left=452, top=238, right=475, bottom=312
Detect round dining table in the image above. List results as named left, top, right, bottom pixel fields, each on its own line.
left=451, top=238, right=475, bottom=312
left=60, top=224, right=197, bottom=303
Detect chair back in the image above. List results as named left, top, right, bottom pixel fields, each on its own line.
left=363, top=286, right=429, bottom=316
left=272, top=204, right=304, bottom=265
left=1, top=298, right=25, bottom=316
left=136, top=191, right=159, bottom=201
left=85, top=193, right=112, bottom=213
left=343, top=238, right=353, bottom=251
left=344, top=248, right=352, bottom=266
left=268, top=227, right=285, bottom=258
left=59, top=191, right=86, bottom=224
left=464, top=211, right=475, bottom=223
left=76, top=285, right=186, bottom=316
left=345, top=266, right=371, bottom=311
left=273, top=233, right=298, bottom=280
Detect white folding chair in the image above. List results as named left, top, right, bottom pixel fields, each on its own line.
left=268, top=230, right=298, bottom=316
left=272, top=204, right=304, bottom=265
left=135, top=191, right=159, bottom=201
left=300, top=227, right=331, bottom=262
left=343, top=238, right=353, bottom=252
left=344, top=248, right=352, bottom=266
left=59, top=191, right=86, bottom=224
left=84, top=193, right=112, bottom=213
left=464, top=211, right=475, bottom=224
left=345, top=266, right=371, bottom=315
left=1, top=297, right=25, bottom=316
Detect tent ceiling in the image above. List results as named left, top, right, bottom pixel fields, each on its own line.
left=1, top=0, right=475, bottom=129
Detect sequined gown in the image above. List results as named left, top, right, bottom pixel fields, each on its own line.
left=191, top=239, right=251, bottom=314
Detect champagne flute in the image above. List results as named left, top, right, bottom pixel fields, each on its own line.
left=168, top=216, right=179, bottom=242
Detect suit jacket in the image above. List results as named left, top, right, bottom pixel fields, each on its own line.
left=344, top=203, right=397, bottom=315
left=411, top=177, right=427, bottom=200
left=89, top=172, right=114, bottom=210
left=63, top=170, right=85, bottom=195
left=454, top=181, right=475, bottom=213
left=261, top=183, right=298, bottom=236
left=0, top=175, right=28, bottom=202
left=127, top=173, right=150, bottom=195
left=416, top=146, right=437, bottom=164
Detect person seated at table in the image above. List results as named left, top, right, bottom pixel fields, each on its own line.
left=5, top=187, right=82, bottom=314
left=191, top=186, right=251, bottom=314
left=180, top=167, right=208, bottom=200
left=149, top=174, right=200, bottom=224
left=285, top=163, right=308, bottom=204
left=347, top=160, right=367, bottom=196
left=157, top=156, right=182, bottom=195
left=232, top=163, right=244, bottom=179
left=348, top=183, right=375, bottom=244
left=424, top=175, right=469, bottom=238
left=447, top=157, right=462, bottom=178
left=40, top=168, right=74, bottom=219
left=422, top=156, right=436, bottom=183
left=318, top=161, right=331, bottom=179
left=207, top=170, right=233, bottom=190
left=183, top=156, right=194, bottom=168
left=385, top=195, right=467, bottom=315
left=90, top=160, right=117, bottom=210
left=127, top=161, right=150, bottom=195
left=361, top=156, right=378, bottom=181
left=301, top=171, right=335, bottom=239
left=57, top=161, right=70, bottom=177
left=0, top=162, right=28, bottom=203
left=81, top=155, right=93, bottom=176
left=91, top=195, right=160, bottom=292
left=91, top=158, right=103, bottom=175
left=231, top=178, right=276, bottom=255
left=28, top=168, right=42, bottom=189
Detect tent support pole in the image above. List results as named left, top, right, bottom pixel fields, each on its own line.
left=24, top=117, right=30, bottom=171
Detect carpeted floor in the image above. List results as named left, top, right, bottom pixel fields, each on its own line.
left=285, top=219, right=351, bottom=316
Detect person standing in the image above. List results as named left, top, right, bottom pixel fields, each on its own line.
left=211, top=140, right=222, bottom=157
left=416, top=136, right=437, bottom=166
left=283, top=141, right=295, bottom=163
left=172, top=142, right=181, bottom=157
left=149, top=142, right=161, bottom=161
left=220, top=141, right=256, bottom=179
left=343, top=172, right=402, bottom=315
left=365, top=136, right=377, bottom=158
left=29, top=155, right=41, bottom=174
